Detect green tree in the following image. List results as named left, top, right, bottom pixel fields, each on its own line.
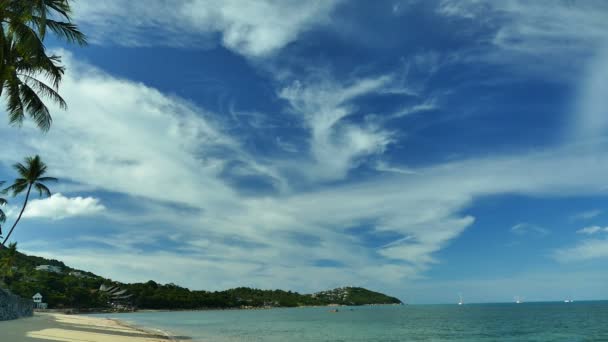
left=1, top=155, right=56, bottom=246
left=0, top=242, right=17, bottom=279
left=0, top=181, right=6, bottom=237
left=0, top=0, right=87, bottom=131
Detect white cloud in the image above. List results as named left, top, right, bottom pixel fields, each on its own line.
left=278, top=76, right=395, bottom=181
left=6, top=49, right=608, bottom=295
left=570, top=209, right=602, bottom=221
left=571, top=45, right=608, bottom=143
left=73, top=0, right=341, bottom=57
left=510, top=223, right=549, bottom=236
left=392, top=98, right=438, bottom=118
left=1, top=50, right=260, bottom=210
left=438, top=1, right=608, bottom=79
left=576, top=226, right=608, bottom=235
left=554, top=239, right=608, bottom=263
left=24, top=193, right=105, bottom=220
left=374, top=161, right=417, bottom=175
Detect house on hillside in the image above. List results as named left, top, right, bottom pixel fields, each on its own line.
left=69, top=271, right=88, bottom=278
left=32, top=293, right=48, bottom=309
left=35, top=265, right=62, bottom=273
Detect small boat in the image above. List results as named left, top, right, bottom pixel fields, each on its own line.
left=458, top=293, right=464, bottom=305
left=515, top=296, right=522, bottom=304
left=329, top=309, right=339, bottom=313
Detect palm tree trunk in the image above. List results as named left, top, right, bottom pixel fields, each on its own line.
left=1, top=183, right=32, bottom=247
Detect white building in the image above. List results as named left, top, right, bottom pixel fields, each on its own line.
left=35, top=265, right=62, bottom=273
left=32, top=293, right=48, bottom=309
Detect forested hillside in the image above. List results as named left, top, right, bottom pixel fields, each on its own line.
left=0, top=249, right=401, bottom=310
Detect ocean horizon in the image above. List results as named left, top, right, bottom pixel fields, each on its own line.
left=93, top=301, right=608, bottom=341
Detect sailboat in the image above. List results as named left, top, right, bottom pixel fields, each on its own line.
left=515, top=296, right=522, bottom=304
left=458, top=293, right=464, bottom=305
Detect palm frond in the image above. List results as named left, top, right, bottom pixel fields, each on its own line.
left=34, top=1, right=48, bottom=38
left=19, top=73, right=66, bottom=109
left=12, top=162, right=28, bottom=177
left=40, top=19, right=87, bottom=45
left=5, top=79, right=26, bottom=128
left=34, top=182, right=51, bottom=197
left=42, top=0, right=72, bottom=20
left=0, top=26, right=5, bottom=73
left=6, top=180, right=28, bottom=197
left=17, top=52, right=65, bottom=90
left=7, top=19, right=47, bottom=60
left=30, top=156, right=48, bottom=178
left=36, top=176, right=57, bottom=182
left=17, top=81, right=52, bottom=131
left=1, top=0, right=85, bottom=132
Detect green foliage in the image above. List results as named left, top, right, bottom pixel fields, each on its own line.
left=0, top=0, right=87, bottom=131
left=0, top=242, right=17, bottom=279
left=0, top=180, right=6, bottom=237
left=311, top=287, right=402, bottom=306
left=0, top=247, right=106, bottom=308
left=0, top=249, right=402, bottom=310
left=1, top=155, right=56, bottom=247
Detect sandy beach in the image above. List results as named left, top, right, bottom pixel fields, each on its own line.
left=0, top=313, right=177, bottom=342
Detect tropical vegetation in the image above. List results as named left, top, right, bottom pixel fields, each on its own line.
left=0, top=248, right=402, bottom=310
left=0, top=0, right=86, bottom=131
left=0, top=242, right=17, bottom=281
left=1, top=155, right=56, bottom=247
left=0, top=1, right=83, bottom=248
left=0, top=181, right=6, bottom=237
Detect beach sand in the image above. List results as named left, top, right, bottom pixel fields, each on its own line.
left=0, top=312, right=176, bottom=341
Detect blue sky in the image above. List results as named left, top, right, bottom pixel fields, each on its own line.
left=1, top=0, right=608, bottom=304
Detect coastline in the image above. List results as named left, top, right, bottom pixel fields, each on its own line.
left=0, top=312, right=183, bottom=341
left=90, top=302, right=404, bottom=314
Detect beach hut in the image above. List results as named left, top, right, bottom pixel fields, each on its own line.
left=32, top=293, right=48, bottom=309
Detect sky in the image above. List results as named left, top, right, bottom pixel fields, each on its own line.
left=1, top=0, right=608, bottom=304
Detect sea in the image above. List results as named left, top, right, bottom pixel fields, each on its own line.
left=93, top=301, right=608, bottom=341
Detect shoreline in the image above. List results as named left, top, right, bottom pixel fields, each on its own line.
left=0, top=312, right=185, bottom=342
left=80, top=302, right=404, bottom=315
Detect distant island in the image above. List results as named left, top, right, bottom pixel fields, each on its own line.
left=0, top=249, right=402, bottom=311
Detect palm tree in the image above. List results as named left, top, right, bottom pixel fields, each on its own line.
left=0, top=181, right=6, bottom=238
left=2, top=36, right=66, bottom=131
left=1, top=155, right=56, bottom=247
left=0, top=0, right=87, bottom=131
left=0, top=242, right=18, bottom=279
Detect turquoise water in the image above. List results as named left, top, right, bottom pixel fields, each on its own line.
left=95, top=302, right=608, bottom=341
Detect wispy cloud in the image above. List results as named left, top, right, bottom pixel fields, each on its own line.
left=391, top=98, right=438, bottom=118
left=510, top=223, right=549, bottom=236
left=554, top=238, right=608, bottom=263
left=73, top=0, right=341, bottom=57
left=570, top=209, right=602, bottom=221
left=374, top=161, right=417, bottom=175
left=576, top=226, right=608, bottom=235
left=438, top=0, right=608, bottom=79
left=5, top=33, right=608, bottom=295
left=278, top=75, right=396, bottom=181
